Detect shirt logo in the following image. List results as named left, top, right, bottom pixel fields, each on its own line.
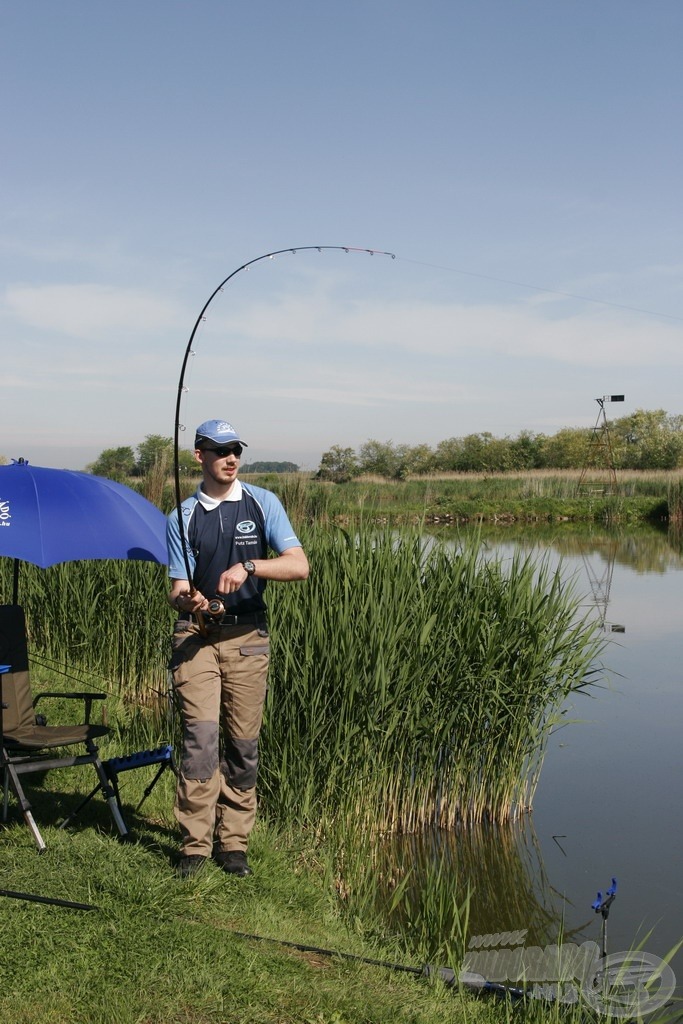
left=236, top=520, right=256, bottom=534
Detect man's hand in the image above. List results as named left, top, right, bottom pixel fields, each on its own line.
left=169, top=587, right=208, bottom=613
left=216, top=563, right=249, bottom=595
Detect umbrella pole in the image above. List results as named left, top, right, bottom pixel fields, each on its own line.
left=12, top=559, right=19, bottom=605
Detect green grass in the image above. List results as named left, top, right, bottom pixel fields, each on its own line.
left=3, top=753, right=680, bottom=1024
left=0, top=800, right=500, bottom=1024
left=4, top=780, right=665, bottom=1024
left=0, top=763, right=617, bottom=1024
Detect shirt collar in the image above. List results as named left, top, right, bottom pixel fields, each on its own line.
left=195, top=479, right=243, bottom=510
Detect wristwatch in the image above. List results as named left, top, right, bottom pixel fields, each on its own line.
left=243, top=560, right=256, bottom=576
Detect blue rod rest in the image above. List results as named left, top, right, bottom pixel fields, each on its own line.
left=104, top=744, right=174, bottom=776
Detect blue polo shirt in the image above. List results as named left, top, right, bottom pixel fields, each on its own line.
left=166, top=481, right=301, bottom=615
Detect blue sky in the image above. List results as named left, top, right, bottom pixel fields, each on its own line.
left=2, top=0, right=682, bottom=470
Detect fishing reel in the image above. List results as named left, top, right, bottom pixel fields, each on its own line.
left=206, top=598, right=225, bottom=619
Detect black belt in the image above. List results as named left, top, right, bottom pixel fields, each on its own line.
left=181, top=612, right=267, bottom=628
left=212, top=612, right=267, bottom=628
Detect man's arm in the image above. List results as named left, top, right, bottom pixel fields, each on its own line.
left=166, top=500, right=200, bottom=611
left=216, top=546, right=309, bottom=595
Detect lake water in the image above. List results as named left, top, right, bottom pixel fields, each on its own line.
left=531, top=526, right=683, bottom=995
left=381, top=524, right=683, bottom=999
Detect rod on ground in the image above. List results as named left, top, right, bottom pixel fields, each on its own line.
left=0, top=888, right=98, bottom=911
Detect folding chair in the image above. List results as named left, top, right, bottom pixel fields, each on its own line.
left=0, top=604, right=129, bottom=852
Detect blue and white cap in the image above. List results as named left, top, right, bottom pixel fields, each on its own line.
left=194, top=419, right=248, bottom=449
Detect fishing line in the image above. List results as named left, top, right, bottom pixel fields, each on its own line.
left=172, top=245, right=395, bottom=606
left=394, top=255, right=683, bottom=323
left=27, top=651, right=128, bottom=699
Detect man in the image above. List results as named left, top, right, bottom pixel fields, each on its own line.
left=166, top=418, right=309, bottom=878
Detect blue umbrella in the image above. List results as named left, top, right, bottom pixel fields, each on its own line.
left=0, top=460, right=168, bottom=599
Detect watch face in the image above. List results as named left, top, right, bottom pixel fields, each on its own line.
left=244, top=560, right=255, bottom=575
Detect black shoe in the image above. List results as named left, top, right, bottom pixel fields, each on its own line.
left=214, top=850, right=252, bottom=877
left=177, top=855, right=207, bottom=878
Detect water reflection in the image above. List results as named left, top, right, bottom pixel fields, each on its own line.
left=438, top=520, right=683, bottom=574
left=374, top=819, right=580, bottom=951
left=367, top=524, right=683, bottom=989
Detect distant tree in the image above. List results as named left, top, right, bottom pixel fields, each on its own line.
left=403, top=443, right=436, bottom=475
left=433, top=437, right=464, bottom=472
left=316, top=446, right=360, bottom=483
left=85, top=409, right=683, bottom=488
left=458, top=433, right=496, bottom=472
left=177, top=449, right=201, bottom=476
left=480, top=435, right=516, bottom=472
left=358, top=440, right=405, bottom=478
left=537, top=427, right=588, bottom=469
left=509, top=430, right=543, bottom=470
left=88, top=447, right=136, bottom=481
left=242, top=461, right=299, bottom=473
left=611, top=409, right=683, bottom=470
left=136, top=435, right=174, bottom=476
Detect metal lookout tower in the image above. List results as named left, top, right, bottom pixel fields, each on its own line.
left=578, top=395, right=625, bottom=495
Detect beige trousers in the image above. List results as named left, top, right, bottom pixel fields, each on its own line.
left=170, top=620, right=269, bottom=857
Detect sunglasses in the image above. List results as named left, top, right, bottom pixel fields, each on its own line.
left=206, top=444, right=243, bottom=458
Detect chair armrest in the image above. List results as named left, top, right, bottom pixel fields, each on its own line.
left=33, top=691, right=106, bottom=724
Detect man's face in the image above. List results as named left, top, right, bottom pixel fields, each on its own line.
left=195, top=443, right=243, bottom=487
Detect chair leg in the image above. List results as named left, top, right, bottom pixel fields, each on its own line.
left=22, top=808, right=47, bottom=853
left=4, top=750, right=129, bottom=848
left=92, top=754, right=129, bottom=840
left=4, top=761, right=47, bottom=852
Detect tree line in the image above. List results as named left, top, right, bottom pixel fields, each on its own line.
left=87, top=436, right=299, bottom=480
left=316, top=409, right=683, bottom=481
left=81, top=409, right=683, bottom=485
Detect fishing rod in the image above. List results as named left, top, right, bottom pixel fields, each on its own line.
left=211, top=928, right=526, bottom=1001
left=0, top=888, right=98, bottom=911
left=172, top=245, right=395, bottom=627
left=227, top=875, right=622, bottom=1006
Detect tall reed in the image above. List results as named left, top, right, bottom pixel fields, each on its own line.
left=667, top=477, right=683, bottom=521
left=0, top=559, right=171, bottom=699
left=262, top=526, right=605, bottom=832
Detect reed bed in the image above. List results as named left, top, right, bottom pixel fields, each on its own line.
left=262, top=526, right=605, bottom=832
left=1, top=525, right=604, bottom=833
left=245, top=470, right=677, bottom=524
left=0, top=559, right=172, bottom=699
